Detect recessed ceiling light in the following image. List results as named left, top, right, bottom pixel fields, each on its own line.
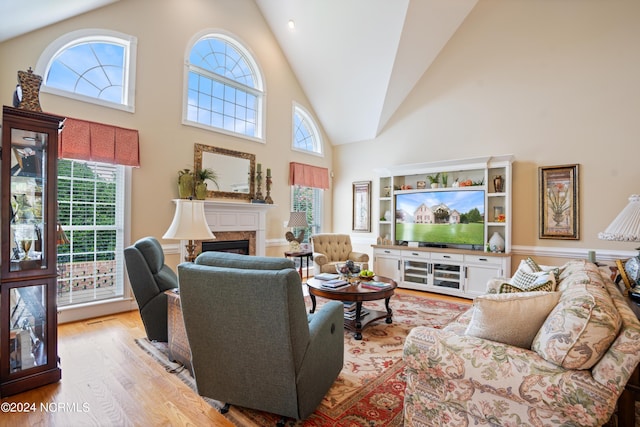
left=288, top=20, right=296, bottom=31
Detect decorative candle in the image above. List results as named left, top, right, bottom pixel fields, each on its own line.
left=257, top=163, right=261, bottom=173
left=267, top=168, right=271, bottom=177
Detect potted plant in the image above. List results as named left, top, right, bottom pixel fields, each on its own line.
left=427, top=173, right=440, bottom=189
left=441, top=172, right=448, bottom=188
left=194, top=168, right=219, bottom=200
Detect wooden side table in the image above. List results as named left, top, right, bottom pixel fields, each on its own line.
left=617, top=295, right=640, bottom=426
left=284, top=250, right=313, bottom=278
left=165, top=290, right=192, bottom=374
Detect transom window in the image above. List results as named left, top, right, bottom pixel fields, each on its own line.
left=36, top=29, right=137, bottom=112
left=184, top=33, right=264, bottom=141
left=293, top=104, right=323, bottom=155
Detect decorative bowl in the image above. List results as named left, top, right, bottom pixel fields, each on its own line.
left=359, top=274, right=375, bottom=281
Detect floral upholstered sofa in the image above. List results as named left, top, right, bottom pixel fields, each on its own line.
left=403, top=259, right=640, bottom=426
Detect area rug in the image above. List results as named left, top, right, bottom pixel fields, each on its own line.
left=135, top=293, right=470, bottom=426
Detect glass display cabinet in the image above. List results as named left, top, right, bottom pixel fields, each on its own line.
left=1, top=106, right=64, bottom=397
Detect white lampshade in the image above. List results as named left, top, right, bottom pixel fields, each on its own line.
left=287, top=211, right=308, bottom=228
left=598, top=194, right=640, bottom=242
left=163, top=199, right=215, bottom=241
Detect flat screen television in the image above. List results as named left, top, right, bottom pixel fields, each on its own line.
left=395, top=189, right=485, bottom=248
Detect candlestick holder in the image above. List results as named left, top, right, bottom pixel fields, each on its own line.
left=252, top=170, right=265, bottom=203
left=265, top=175, right=273, bottom=204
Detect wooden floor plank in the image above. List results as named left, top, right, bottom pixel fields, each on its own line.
left=0, top=288, right=465, bottom=427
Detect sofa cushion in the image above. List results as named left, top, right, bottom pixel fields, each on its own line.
left=532, top=280, right=622, bottom=370
left=465, top=291, right=561, bottom=348
left=507, top=268, right=557, bottom=292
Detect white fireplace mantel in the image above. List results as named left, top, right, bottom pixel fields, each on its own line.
left=202, top=200, right=275, bottom=256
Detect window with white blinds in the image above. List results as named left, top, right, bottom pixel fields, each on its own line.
left=292, top=186, right=322, bottom=243
left=56, top=159, right=125, bottom=307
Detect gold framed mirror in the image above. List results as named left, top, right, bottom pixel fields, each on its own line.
left=194, top=143, right=255, bottom=200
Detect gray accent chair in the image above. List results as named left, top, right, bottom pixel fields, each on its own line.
left=178, top=251, right=344, bottom=422
left=124, top=236, right=177, bottom=342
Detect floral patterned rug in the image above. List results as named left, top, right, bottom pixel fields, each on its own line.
left=136, top=293, right=470, bottom=426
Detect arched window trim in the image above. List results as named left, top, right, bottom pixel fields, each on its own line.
left=35, top=29, right=137, bottom=113
left=292, top=103, right=323, bottom=157
left=182, top=29, right=266, bottom=143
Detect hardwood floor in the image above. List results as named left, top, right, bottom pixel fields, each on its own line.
left=0, top=288, right=469, bottom=427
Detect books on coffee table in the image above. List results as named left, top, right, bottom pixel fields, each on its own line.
left=360, top=281, right=391, bottom=290
left=321, top=279, right=348, bottom=289
left=314, top=273, right=340, bottom=281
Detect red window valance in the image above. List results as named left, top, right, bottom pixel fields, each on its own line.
left=289, top=162, right=329, bottom=189
left=59, top=117, right=140, bottom=167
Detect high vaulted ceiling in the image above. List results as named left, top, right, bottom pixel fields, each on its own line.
left=0, top=0, right=478, bottom=145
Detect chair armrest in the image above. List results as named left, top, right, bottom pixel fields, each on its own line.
left=348, top=252, right=369, bottom=263
left=485, top=277, right=508, bottom=293
left=313, top=252, right=328, bottom=266
left=296, top=301, right=344, bottom=417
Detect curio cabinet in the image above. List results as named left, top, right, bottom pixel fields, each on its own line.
left=1, top=106, right=64, bottom=397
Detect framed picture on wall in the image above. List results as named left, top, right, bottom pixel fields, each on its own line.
left=538, top=164, right=579, bottom=239
left=352, top=181, right=371, bottom=232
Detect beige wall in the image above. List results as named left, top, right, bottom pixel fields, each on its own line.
left=0, top=0, right=333, bottom=269
left=334, top=0, right=640, bottom=274
left=2, top=0, right=639, bottom=276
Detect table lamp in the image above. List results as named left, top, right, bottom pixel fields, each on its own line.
left=163, top=199, right=215, bottom=262
left=285, top=211, right=308, bottom=252
left=598, top=194, right=640, bottom=290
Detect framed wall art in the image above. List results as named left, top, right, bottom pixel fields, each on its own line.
left=352, top=181, right=371, bottom=232
left=538, top=164, right=579, bottom=240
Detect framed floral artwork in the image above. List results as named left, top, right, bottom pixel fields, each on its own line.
left=538, top=164, right=579, bottom=239
left=352, top=181, right=371, bottom=232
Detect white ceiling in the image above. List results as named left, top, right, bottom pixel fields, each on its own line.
left=0, top=0, right=478, bottom=145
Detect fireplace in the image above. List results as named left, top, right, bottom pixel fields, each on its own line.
left=202, top=239, right=250, bottom=255
left=173, top=200, right=273, bottom=260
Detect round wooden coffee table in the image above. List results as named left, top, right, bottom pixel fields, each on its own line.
left=306, top=276, right=397, bottom=340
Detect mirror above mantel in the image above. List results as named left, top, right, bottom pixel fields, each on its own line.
left=194, top=143, right=255, bottom=201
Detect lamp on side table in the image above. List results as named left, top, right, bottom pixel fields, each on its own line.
left=598, top=194, right=640, bottom=294
left=163, top=199, right=215, bottom=262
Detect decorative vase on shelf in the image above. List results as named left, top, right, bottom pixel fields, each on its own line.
left=493, top=175, right=504, bottom=193
left=194, top=182, right=207, bottom=200
left=178, top=169, right=194, bottom=199
left=489, top=231, right=505, bottom=253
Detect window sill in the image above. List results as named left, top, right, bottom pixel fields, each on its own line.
left=58, top=297, right=137, bottom=324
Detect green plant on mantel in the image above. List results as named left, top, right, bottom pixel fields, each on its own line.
left=193, top=168, right=219, bottom=200
left=195, top=168, right=219, bottom=189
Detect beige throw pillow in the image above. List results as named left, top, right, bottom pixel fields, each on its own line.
left=465, top=291, right=561, bottom=349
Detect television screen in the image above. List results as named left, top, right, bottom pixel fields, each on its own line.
left=395, top=190, right=485, bottom=247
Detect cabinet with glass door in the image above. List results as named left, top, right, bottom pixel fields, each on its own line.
left=1, top=106, right=64, bottom=397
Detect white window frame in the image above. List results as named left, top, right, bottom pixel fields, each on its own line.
left=291, top=186, right=323, bottom=242
left=35, top=29, right=138, bottom=113
left=292, top=103, right=323, bottom=156
left=56, top=161, right=134, bottom=324
left=182, top=30, right=266, bottom=143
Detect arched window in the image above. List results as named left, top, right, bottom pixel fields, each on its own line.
left=292, top=104, right=323, bottom=155
left=184, top=32, right=264, bottom=141
left=36, top=29, right=137, bottom=112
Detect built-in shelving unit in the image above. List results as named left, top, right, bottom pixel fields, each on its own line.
left=372, top=155, right=513, bottom=299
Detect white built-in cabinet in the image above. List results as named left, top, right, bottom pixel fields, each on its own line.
left=373, top=155, right=513, bottom=299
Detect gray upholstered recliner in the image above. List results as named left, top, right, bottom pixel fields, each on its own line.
left=178, top=251, right=344, bottom=422
left=124, top=236, right=177, bottom=342
left=310, top=233, right=369, bottom=275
